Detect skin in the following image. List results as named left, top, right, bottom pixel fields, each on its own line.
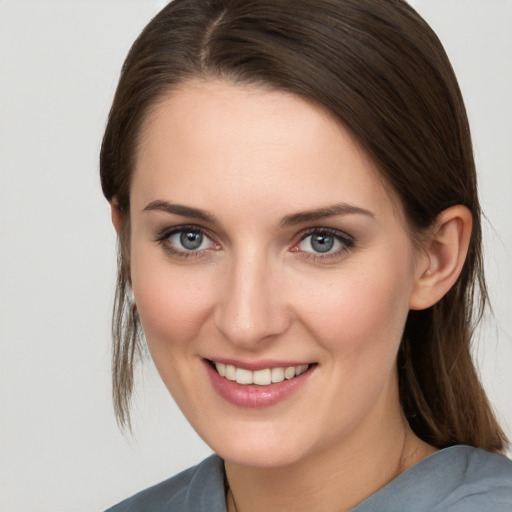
left=114, top=80, right=472, bottom=511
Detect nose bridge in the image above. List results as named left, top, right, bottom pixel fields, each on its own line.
left=215, top=246, right=289, bottom=347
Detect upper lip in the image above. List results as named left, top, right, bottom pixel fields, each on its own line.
left=204, top=357, right=315, bottom=371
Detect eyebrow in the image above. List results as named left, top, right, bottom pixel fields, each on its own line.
left=143, top=199, right=374, bottom=227
left=143, top=200, right=217, bottom=223
left=279, top=203, right=375, bottom=228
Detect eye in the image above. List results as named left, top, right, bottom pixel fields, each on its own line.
left=171, top=229, right=209, bottom=251
left=294, top=228, right=353, bottom=258
left=300, top=232, right=338, bottom=253
left=155, top=225, right=220, bottom=258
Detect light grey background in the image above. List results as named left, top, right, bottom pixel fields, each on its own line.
left=0, top=1, right=510, bottom=511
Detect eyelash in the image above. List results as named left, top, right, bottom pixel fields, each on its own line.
left=154, top=225, right=354, bottom=261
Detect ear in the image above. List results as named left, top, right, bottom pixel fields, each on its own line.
left=110, top=198, right=123, bottom=234
left=409, top=205, right=472, bottom=311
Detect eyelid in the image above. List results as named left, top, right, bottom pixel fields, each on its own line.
left=298, top=226, right=353, bottom=243
left=154, top=223, right=201, bottom=241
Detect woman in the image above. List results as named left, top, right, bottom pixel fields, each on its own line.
left=101, top=0, right=512, bottom=510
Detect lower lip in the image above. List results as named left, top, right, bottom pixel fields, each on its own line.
left=204, top=360, right=314, bottom=408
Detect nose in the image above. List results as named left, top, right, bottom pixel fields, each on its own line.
left=215, top=251, right=291, bottom=349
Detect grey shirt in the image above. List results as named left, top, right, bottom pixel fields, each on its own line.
left=105, top=445, right=512, bottom=511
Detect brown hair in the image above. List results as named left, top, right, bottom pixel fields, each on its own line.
left=100, top=0, right=507, bottom=450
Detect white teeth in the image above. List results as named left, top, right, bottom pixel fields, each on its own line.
left=215, top=362, right=226, bottom=377
left=296, top=364, right=308, bottom=376
left=225, top=364, right=236, bottom=381
left=284, top=366, right=296, bottom=380
left=235, top=368, right=253, bottom=385
left=271, top=367, right=285, bottom=383
left=253, top=369, right=272, bottom=386
left=214, top=362, right=310, bottom=386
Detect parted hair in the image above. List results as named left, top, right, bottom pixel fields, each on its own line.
left=100, top=0, right=507, bottom=450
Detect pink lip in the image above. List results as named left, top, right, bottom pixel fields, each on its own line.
left=203, top=359, right=315, bottom=408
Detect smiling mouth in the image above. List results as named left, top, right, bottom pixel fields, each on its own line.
left=209, top=361, right=313, bottom=386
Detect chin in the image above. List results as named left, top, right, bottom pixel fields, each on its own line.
left=200, top=424, right=315, bottom=469
left=218, top=443, right=306, bottom=469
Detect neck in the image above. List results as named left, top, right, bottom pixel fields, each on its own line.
left=225, top=411, right=435, bottom=512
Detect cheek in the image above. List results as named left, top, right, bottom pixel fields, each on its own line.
left=294, top=260, right=413, bottom=360
left=130, top=250, right=216, bottom=351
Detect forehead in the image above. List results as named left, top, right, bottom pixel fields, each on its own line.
left=132, top=79, right=400, bottom=223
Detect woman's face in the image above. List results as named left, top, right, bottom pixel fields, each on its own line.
left=128, top=80, right=424, bottom=468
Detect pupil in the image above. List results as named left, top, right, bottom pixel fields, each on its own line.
left=180, top=231, right=203, bottom=250
left=311, top=234, right=334, bottom=253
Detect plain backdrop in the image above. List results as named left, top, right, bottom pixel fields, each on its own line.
left=0, top=1, right=511, bottom=511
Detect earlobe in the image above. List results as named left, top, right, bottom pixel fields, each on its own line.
left=110, top=198, right=123, bottom=234
left=409, top=205, right=473, bottom=311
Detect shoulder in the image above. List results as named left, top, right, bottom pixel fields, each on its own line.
left=104, top=454, right=227, bottom=512
left=353, top=445, right=512, bottom=512
left=434, top=446, right=512, bottom=511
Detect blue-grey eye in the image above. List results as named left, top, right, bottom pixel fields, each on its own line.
left=156, top=225, right=220, bottom=256
left=164, top=228, right=212, bottom=252
left=180, top=230, right=203, bottom=250
left=299, top=231, right=346, bottom=254
left=310, top=233, right=334, bottom=252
